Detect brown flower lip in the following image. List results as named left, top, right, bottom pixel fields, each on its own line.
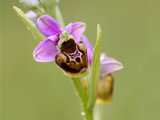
left=55, top=38, right=88, bottom=76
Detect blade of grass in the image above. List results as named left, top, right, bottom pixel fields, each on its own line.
left=71, top=78, right=94, bottom=120
left=55, top=0, right=65, bottom=27
left=88, top=24, right=102, bottom=110
left=71, top=78, right=88, bottom=106
left=13, top=6, right=44, bottom=40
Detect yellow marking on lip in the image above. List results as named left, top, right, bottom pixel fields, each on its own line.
left=96, top=97, right=112, bottom=104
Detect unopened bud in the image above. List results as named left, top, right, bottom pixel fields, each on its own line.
left=96, top=74, right=114, bottom=104
left=25, top=10, right=38, bottom=23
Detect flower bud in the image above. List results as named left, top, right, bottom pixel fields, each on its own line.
left=81, top=74, right=114, bottom=104
left=96, top=74, right=114, bottom=104
left=25, top=10, right=38, bottom=23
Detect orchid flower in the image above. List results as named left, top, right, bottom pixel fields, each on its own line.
left=33, top=15, right=123, bottom=103
left=96, top=53, right=123, bottom=104
left=14, top=2, right=124, bottom=119
left=33, top=15, right=93, bottom=76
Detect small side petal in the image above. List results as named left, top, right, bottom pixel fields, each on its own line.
left=81, top=36, right=93, bottom=65
left=25, top=10, right=37, bottom=23
left=100, top=53, right=123, bottom=76
left=65, top=22, right=86, bottom=41
left=33, top=35, right=59, bottom=62
left=37, top=15, right=61, bottom=36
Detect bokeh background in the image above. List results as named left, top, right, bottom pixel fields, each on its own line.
left=1, top=0, right=160, bottom=120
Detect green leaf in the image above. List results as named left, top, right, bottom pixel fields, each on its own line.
left=13, top=6, right=44, bottom=40
left=88, top=24, right=102, bottom=110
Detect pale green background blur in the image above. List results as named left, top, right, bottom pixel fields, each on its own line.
left=1, top=0, right=160, bottom=120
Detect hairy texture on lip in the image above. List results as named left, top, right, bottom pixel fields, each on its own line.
left=60, top=39, right=77, bottom=53
left=55, top=40, right=88, bottom=74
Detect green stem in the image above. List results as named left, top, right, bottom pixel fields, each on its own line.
left=84, top=107, right=93, bottom=120
left=53, top=1, right=96, bottom=120
left=72, top=78, right=93, bottom=120
left=71, top=78, right=87, bottom=105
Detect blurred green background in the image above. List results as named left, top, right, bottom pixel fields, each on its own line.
left=1, top=0, right=160, bottom=120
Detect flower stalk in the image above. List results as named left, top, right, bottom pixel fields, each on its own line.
left=54, top=2, right=95, bottom=120
left=13, top=1, right=124, bottom=120
left=71, top=78, right=91, bottom=120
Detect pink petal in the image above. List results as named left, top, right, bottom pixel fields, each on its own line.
left=65, top=22, right=86, bottom=42
left=100, top=53, right=123, bottom=76
left=33, top=35, right=59, bottom=62
left=36, top=15, right=61, bottom=37
left=25, top=10, right=37, bottom=23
